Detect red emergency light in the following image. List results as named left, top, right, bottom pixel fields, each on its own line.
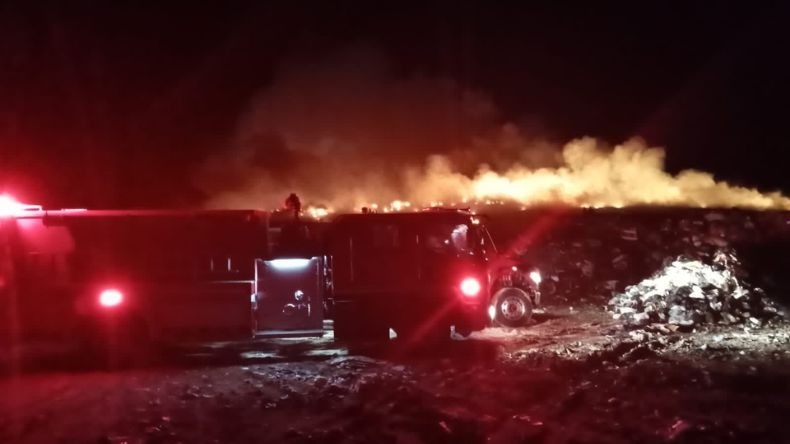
left=459, top=277, right=482, bottom=298
left=99, top=289, right=124, bottom=308
left=0, top=194, right=42, bottom=216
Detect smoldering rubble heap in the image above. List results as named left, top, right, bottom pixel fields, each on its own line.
left=608, top=250, right=784, bottom=329
left=504, top=208, right=790, bottom=306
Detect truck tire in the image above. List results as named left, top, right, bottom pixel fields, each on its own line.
left=491, top=287, right=533, bottom=328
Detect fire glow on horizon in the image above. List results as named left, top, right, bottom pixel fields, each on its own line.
left=227, top=138, right=790, bottom=218
left=405, top=138, right=790, bottom=210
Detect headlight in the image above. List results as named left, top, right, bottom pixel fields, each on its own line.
left=529, top=271, right=542, bottom=285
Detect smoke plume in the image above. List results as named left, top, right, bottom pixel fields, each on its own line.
left=196, top=48, right=790, bottom=212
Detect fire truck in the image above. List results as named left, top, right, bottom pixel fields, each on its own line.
left=0, top=196, right=541, bottom=361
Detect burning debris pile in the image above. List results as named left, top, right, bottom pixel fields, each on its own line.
left=609, top=251, right=784, bottom=329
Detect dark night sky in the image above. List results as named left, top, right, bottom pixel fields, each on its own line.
left=1, top=1, right=789, bottom=208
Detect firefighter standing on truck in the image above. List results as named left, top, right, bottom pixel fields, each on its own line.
left=285, top=193, right=301, bottom=221
left=280, top=193, right=308, bottom=256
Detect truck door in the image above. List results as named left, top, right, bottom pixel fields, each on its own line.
left=330, top=222, right=420, bottom=295
left=253, top=257, right=324, bottom=337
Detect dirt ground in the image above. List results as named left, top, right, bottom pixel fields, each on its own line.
left=1, top=304, right=788, bottom=444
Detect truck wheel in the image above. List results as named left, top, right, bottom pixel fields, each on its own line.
left=491, top=287, right=533, bottom=328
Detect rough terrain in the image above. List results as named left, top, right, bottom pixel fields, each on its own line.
left=1, top=306, right=788, bottom=443
left=1, top=208, right=789, bottom=443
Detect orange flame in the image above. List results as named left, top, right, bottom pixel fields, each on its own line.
left=405, top=138, right=790, bottom=210
left=207, top=138, right=790, bottom=215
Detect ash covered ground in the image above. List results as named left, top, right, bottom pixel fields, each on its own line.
left=1, top=208, right=790, bottom=444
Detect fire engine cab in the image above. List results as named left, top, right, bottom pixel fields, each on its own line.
left=326, top=209, right=542, bottom=341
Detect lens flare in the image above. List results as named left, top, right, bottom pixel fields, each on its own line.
left=99, top=289, right=124, bottom=307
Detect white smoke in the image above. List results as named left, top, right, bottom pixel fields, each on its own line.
left=196, top=48, right=790, bottom=211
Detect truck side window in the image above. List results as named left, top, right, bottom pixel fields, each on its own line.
left=421, top=223, right=471, bottom=255
left=450, top=224, right=470, bottom=253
